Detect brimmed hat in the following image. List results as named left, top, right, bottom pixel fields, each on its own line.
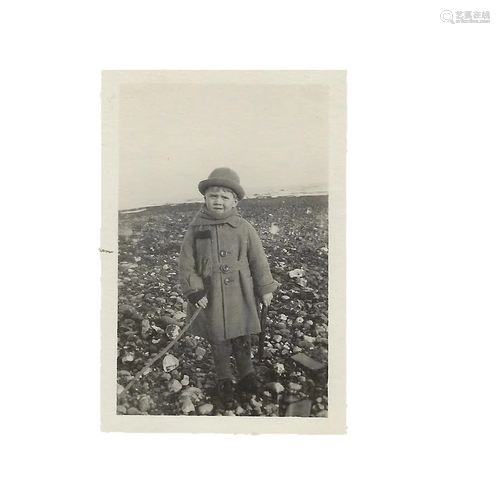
left=198, top=168, right=245, bottom=200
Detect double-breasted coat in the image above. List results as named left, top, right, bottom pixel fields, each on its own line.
left=178, top=207, right=278, bottom=342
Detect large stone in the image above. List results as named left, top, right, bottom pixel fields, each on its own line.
left=181, top=398, right=195, bottom=414
left=180, top=387, right=203, bottom=402
left=138, top=396, right=151, bottom=412
left=197, top=403, right=214, bottom=415
left=162, top=354, right=180, bottom=372
left=195, top=347, right=207, bottom=357
left=127, top=407, right=145, bottom=415
left=141, top=319, right=150, bottom=335
left=173, top=311, right=186, bottom=321
left=291, top=353, right=325, bottom=371
left=185, top=338, right=198, bottom=348
left=298, top=340, right=314, bottom=349
left=170, top=325, right=181, bottom=339
left=274, top=363, right=285, bottom=375
left=168, top=379, right=182, bottom=393
left=288, top=269, right=304, bottom=278
left=250, top=398, right=263, bottom=408
left=285, top=399, right=312, bottom=417
left=266, top=382, right=285, bottom=394
left=121, top=353, right=134, bottom=363
left=264, top=403, right=279, bottom=415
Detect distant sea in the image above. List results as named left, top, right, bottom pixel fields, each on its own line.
left=120, top=185, right=328, bottom=213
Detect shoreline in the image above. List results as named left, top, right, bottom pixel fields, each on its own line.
left=120, top=193, right=328, bottom=214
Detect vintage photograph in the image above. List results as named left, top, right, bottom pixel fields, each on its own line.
left=101, top=71, right=346, bottom=433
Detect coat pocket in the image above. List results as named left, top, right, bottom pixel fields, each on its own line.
left=239, top=268, right=253, bottom=280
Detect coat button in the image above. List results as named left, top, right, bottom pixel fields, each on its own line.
left=219, top=250, right=227, bottom=257
left=224, top=278, right=231, bottom=285
left=220, top=264, right=230, bottom=272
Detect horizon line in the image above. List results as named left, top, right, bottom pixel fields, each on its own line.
left=119, top=190, right=328, bottom=213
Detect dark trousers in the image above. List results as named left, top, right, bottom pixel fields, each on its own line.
left=210, top=335, right=254, bottom=381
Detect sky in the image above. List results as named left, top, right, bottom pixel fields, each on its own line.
left=119, top=83, right=329, bottom=210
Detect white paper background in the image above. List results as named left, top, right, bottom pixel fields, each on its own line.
left=2, top=1, right=499, bottom=499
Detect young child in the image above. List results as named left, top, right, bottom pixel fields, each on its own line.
left=178, top=168, right=278, bottom=404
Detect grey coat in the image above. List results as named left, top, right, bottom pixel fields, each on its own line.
left=179, top=207, right=278, bottom=341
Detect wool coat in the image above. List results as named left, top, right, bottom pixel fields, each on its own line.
left=179, top=206, right=278, bottom=342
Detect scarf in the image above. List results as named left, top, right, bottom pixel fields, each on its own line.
left=193, top=206, right=241, bottom=279
left=197, top=205, right=239, bottom=221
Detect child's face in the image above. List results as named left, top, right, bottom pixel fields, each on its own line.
left=204, top=187, right=238, bottom=214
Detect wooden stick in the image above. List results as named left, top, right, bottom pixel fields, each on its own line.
left=118, top=307, right=202, bottom=402
left=258, top=304, right=268, bottom=360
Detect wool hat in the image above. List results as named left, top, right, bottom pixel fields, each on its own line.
left=198, top=168, right=245, bottom=200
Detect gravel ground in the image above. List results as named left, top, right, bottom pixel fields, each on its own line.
left=116, top=195, right=329, bottom=417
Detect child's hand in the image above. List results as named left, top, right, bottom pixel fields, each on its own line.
left=196, top=296, right=208, bottom=309
left=188, top=290, right=207, bottom=308
left=261, top=293, right=273, bottom=307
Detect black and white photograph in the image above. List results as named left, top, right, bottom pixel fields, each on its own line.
left=5, top=2, right=500, bottom=497
left=101, top=70, right=346, bottom=433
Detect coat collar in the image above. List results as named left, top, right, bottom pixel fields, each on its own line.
left=191, top=206, right=242, bottom=227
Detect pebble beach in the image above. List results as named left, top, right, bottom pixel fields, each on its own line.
left=116, top=195, right=329, bottom=417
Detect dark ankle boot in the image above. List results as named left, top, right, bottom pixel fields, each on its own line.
left=216, top=378, right=235, bottom=405
left=236, top=373, right=262, bottom=395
